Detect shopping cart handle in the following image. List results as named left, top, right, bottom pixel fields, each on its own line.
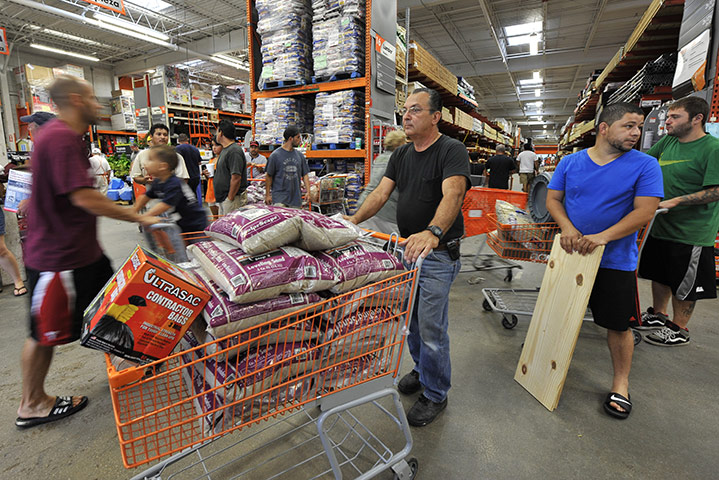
left=363, top=229, right=407, bottom=243
left=147, top=223, right=176, bottom=231
left=657, top=208, right=669, bottom=214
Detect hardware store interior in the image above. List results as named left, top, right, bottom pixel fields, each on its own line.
left=0, top=0, right=718, bottom=478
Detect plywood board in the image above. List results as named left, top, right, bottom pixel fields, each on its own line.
left=514, top=234, right=604, bottom=411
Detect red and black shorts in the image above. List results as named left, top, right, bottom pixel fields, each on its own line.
left=588, top=268, right=640, bottom=332
left=27, top=255, right=113, bottom=346
left=639, top=235, right=717, bottom=301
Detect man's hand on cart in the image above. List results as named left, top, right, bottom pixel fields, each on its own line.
left=658, top=197, right=680, bottom=210
left=574, top=233, right=608, bottom=255
left=137, top=214, right=162, bottom=228
left=264, top=193, right=272, bottom=205
left=17, top=198, right=30, bottom=216
left=559, top=225, right=583, bottom=254
left=401, top=230, right=439, bottom=263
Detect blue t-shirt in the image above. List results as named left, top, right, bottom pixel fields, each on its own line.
left=146, top=175, right=208, bottom=233
left=548, top=149, right=664, bottom=271
left=266, top=148, right=310, bottom=207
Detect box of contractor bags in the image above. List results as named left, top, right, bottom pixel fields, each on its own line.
left=81, top=246, right=210, bottom=363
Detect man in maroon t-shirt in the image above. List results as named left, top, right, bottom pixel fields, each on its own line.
left=15, top=75, right=159, bottom=429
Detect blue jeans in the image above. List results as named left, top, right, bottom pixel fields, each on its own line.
left=405, top=250, right=461, bottom=403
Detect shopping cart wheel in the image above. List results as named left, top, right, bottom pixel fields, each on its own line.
left=504, top=270, right=513, bottom=282
left=632, top=329, right=642, bottom=345
left=394, top=457, right=419, bottom=480
left=502, top=314, right=518, bottom=329
left=482, top=299, right=492, bottom=311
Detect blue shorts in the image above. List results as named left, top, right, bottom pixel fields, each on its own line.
left=0, top=209, right=5, bottom=236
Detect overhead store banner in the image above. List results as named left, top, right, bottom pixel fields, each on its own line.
left=0, top=27, right=9, bottom=55
left=81, top=0, right=126, bottom=15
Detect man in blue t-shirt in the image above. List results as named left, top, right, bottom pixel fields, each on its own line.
left=265, top=126, right=310, bottom=207
left=546, top=102, right=664, bottom=420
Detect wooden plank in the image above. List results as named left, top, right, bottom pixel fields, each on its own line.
left=514, top=234, right=605, bottom=411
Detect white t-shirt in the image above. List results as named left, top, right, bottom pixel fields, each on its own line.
left=129, top=148, right=189, bottom=179
left=517, top=150, right=538, bottom=173
left=89, top=154, right=111, bottom=188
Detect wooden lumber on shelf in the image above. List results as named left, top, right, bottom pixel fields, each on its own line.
left=514, top=235, right=605, bottom=411
left=408, top=41, right=458, bottom=95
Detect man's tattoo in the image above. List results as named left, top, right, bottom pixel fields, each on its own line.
left=681, top=302, right=696, bottom=317
left=677, top=186, right=719, bottom=206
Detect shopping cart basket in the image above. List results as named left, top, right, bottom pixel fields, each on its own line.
left=460, top=187, right=528, bottom=282
left=106, top=231, right=421, bottom=480
left=481, top=210, right=667, bottom=345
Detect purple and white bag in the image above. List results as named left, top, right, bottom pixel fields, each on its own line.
left=324, top=307, right=396, bottom=362
left=193, top=270, right=323, bottom=338
left=205, top=205, right=301, bottom=254
left=314, top=241, right=405, bottom=293
left=188, top=240, right=337, bottom=304
left=293, top=209, right=361, bottom=251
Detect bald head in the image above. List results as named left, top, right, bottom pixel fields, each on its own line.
left=49, top=75, right=92, bottom=109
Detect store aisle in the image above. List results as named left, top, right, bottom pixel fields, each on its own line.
left=0, top=218, right=717, bottom=479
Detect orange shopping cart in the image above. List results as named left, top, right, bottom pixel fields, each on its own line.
left=106, top=230, right=422, bottom=480
left=480, top=209, right=667, bottom=345
left=460, top=187, right=529, bottom=282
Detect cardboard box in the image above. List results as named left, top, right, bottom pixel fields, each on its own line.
left=53, top=64, right=85, bottom=79
left=14, top=64, right=54, bottom=86
left=81, top=246, right=210, bottom=364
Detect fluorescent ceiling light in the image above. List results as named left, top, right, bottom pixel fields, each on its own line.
left=506, top=34, right=543, bottom=46
left=86, top=19, right=173, bottom=48
left=93, top=12, right=169, bottom=41
left=127, top=0, right=172, bottom=10
left=181, top=59, right=204, bottom=67
left=534, top=89, right=541, bottom=97
left=504, top=21, right=542, bottom=37
left=519, top=78, right=542, bottom=86
left=533, top=71, right=541, bottom=80
left=30, top=43, right=99, bottom=62
left=529, top=34, right=540, bottom=55
left=211, top=55, right=250, bottom=71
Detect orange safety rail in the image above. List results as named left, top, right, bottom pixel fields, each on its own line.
left=461, top=187, right=528, bottom=238
left=485, top=213, right=658, bottom=264
left=104, top=236, right=419, bottom=469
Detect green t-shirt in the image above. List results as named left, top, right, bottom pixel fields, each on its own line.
left=647, top=133, right=719, bottom=246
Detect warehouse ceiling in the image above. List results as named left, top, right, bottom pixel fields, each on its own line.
left=1, top=0, right=657, bottom=140
left=398, top=0, right=655, bottom=142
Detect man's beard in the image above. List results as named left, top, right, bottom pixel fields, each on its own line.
left=668, top=121, right=692, bottom=138
left=608, top=137, right=634, bottom=152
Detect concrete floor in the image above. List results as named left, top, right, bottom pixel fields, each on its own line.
left=1, top=212, right=718, bottom=479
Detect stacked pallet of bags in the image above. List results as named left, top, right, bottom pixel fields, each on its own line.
left=313, top=90, right=365, bottom=144
left=311, top=0, right=366, bottom=81
left=178, top=205, right=407, bottom=434
left=255, top=97, right=314, bottom=145
left=256, top=0, right=312, bottom=89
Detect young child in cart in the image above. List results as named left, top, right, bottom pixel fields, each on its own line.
left=133, top=145, right=208, bottom=235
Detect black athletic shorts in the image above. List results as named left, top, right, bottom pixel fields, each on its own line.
left=27, top=254, right=114, bottom=346
left=588, top=268, right=640, bottom=332
left=638, top=235, right=717, bottom=301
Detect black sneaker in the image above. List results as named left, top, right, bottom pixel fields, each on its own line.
left=397, top=370, right=422, bottom=395
left=633, top=307, right=669, bottom=330
left=645, top=320, right=690, bottom=347
left=406, top=394, right=447, bottom=427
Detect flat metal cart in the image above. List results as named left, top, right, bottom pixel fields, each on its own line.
left=106, top=230, right=422, bottom=480
left=480, top=210, right=667, bottom=345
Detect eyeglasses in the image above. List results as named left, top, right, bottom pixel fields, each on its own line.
left=399, top=106, right=436, bottom=116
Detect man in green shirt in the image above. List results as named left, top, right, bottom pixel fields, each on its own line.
left=637, top=96, right=719, bottom=346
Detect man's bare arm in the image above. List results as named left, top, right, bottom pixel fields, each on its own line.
left=660, top=185, right=719, bottom=209
left=546, top=189, right=582, bottom=254
left=228, top=174, right=242, bottom=201
left=70, top=188, right=158, bottom=226
left=346, top=177, right=396, bottom=224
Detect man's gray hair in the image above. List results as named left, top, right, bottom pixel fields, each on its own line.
left=496, top=144, right=506, bottom=153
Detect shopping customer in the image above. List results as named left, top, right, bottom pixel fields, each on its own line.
left=546, top=102, right=663, bottom=419
left=202, top=138, right=222, bottom=216
left=637, top=96, right=719, bottom=346
left=214, top=119, right=247, bottom=214
left=265, top=126, right=311, bottom=208
left=15, top=75, right=159, bottom=429
left=246, top=140, right=265, bottom=179
left=517, top=144, right=539, bottom=193
left=0, top=212, right=26, bottom=296
left=175, top=133, right=203, bottom=197
left=485, top=144, right=516, bottom=189
left=88, top=147, right=111, bottom=195
left=130, top=123, right=190, bottom=186
left=346, top=88, right=470, bottom=427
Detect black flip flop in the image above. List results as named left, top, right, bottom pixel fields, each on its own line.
left=14, top=286, right=28, bottom=297
left=15, top=396, right=88, bottom=429
left=603, top=392, right=632, bottom=420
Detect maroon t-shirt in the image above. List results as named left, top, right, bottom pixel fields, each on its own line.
left=25, top=119, right=102, bottom=271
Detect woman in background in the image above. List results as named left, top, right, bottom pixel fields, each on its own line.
left=202, top=138, right=223, bottom=216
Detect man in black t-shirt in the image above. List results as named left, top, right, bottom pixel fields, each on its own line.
left=175, top=133, right=203, bottom=197
left=485, top=145, right=516, bottom=189
left=347, top=88, right=470, bottom=427
left=214, top=120, right=247, bottom=214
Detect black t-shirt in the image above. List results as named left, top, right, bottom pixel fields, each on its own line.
left=175, top=143, right=202, bottom=180
left=146, top=175, right=208, bottom=233
left=485, top=154, right=516, bottom=189
left=470, top=162, right=485, bottom=176
left=384, top=135, right=470, bottom=241
left=214, top=143, right=247, bottom=202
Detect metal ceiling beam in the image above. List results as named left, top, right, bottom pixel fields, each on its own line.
left=398, top=0, right=457, bottom=8
left=449, top=44, right=621, bottom=77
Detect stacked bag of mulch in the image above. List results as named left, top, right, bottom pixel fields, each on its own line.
left=178, top=205, right=407, bottom=434
left=311, top=0, right=366, bottom=81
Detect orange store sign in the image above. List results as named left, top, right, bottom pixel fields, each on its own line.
left=0, top=27, right=9, bottom=55
left=80, top=0, right=126, bottom=15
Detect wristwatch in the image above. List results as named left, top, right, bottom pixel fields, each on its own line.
left=426, top=225, right=443, bottom=239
